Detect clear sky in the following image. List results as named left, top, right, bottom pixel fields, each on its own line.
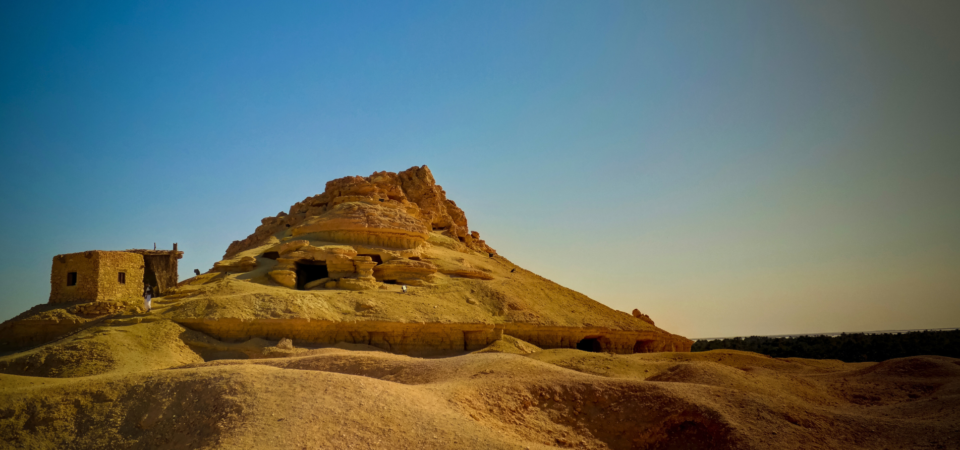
left=1, top=1, right=958, bottom=338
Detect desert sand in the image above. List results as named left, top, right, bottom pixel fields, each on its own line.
left=1, top=319, right=958, bottom=449
left=1, top=166, right=957, bottom=449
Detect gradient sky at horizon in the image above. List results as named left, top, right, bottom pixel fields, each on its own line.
left=1, top=1, right=958, bottom=338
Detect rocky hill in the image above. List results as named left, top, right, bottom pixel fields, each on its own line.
left=0, top=165, right=690, bottom=356
left=170, top=165, right=692, bottom=355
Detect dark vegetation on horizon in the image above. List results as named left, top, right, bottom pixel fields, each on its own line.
left=692, top=330, right=960, bottom=362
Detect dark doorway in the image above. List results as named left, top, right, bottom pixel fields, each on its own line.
left=295, top=261, right=328, bottom=290
left=143, top=269, right=158, bottom=292
left=577, top=337, right=603, bottom=353
left=357, top=254, right=383, bottom=264
left=634, top=340, right=656, bottom=354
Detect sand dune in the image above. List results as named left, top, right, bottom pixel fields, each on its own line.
left=1, top=320, right=957, bottom=449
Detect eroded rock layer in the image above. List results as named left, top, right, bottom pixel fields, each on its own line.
left=224, top=165, right=495, bottom=259
left=173, top=319, right=693, bottom=355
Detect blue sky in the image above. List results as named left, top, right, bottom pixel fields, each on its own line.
left=1, top=1, right=958, bottom=337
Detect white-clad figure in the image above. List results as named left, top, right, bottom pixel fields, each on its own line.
left=144, top=285, right=153, bottom=313
left=402, top=285, right=407, bottom=294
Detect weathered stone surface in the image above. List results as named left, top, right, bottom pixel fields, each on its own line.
left=438, top=268, right=494, bottom=280
left=632, top=309, right=655, bottom=325
left=373, top=259, right=438, bottom=284
left=337, top=278, right=378, bottom=291
left=268, top=270, right=296, bottom=288
left=213, top=256, right=257, bottom=273
left=276, top=338, right=294, bottom=349
left=50, top=251, right=145, bottom=304
left=397, top=166, right=495, bottom=253
left=292, top=202, right=429, bottom=249
left=223, top=165, right=496, bottom=258
left=73, top=301, right=125, bottom=316
left=304, top=278, right=330, bottom=290
left=173, top=318, right=693, bottom=356
left=277, top=240, right=309, bottom=255
left=326, top=255, right=357, bottom=279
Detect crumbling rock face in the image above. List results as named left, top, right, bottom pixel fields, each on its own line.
left=373, top=259, right=438, bottom=285
left=291, top=202, right=429, bottom=249
left=224, top=165, right=495, bottom=258
left=173, top=319, right=693, bottom=355
left=438, top=268, right=495, bottom=280
left=633, top=309, right=655, bottom=325
left=213, top=256, right=257, bottom=273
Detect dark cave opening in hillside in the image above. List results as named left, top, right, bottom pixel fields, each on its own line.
left=262, top=251, right=279, bottom=260
left=634, top=340, right=656, bottom=354
left=577, top=337, right=603, bottom=353
left=295, top=261, right=328, bottom=290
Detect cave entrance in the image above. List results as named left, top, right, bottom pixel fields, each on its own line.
left=295, top=261, right=328, bottom=290
left=576, top=337, right=603, bottom=353
left=634, top=340, right=656, bottom=354
left=357, top=254, right=383, bottom=265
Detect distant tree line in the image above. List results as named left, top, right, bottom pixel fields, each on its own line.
left=691, top=330, right=960, bottom=362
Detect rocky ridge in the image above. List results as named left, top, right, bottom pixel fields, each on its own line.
left=224, top=165, right=495, bottom=259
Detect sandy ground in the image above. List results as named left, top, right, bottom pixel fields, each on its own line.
left=0, top=320, right=958, bottom=449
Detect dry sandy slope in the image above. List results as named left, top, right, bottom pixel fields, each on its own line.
left=170, top=239, right=673, bottom=334
left=0, top=321, right=958, bottom=449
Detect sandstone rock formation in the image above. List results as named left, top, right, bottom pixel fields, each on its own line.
left=213, top=255, right=257, bottom=273
left=0, top=166, right=692, bottom=356
left=632, top=309, right=655, bottom=325
left=224, top=165, right=495, bottom=259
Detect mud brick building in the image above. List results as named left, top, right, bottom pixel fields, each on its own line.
left=49, top=245, right=183, bottom=304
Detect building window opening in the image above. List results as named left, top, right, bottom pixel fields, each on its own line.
left=118, top=272, right=126, bottom=284
left=295, top=261, right=328, bottom=290
left=576, top=337, right=603, bottom=353
left=357, top=254, right=383, bottom=265
left=66, top=272, right=78, bottom=286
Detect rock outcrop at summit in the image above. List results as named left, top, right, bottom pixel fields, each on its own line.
left=224, top=166, right=494, bottom=259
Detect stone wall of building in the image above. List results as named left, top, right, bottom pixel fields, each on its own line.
left=49, top=251, right=144, bottom=304
left=95, top=251, right=144, bottom=302
left=49, top=252, right=101, bottom=303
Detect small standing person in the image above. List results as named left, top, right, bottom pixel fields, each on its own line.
left=401, top=285, right=407, bottom=294
left=144, top=285, right=153, bottom=313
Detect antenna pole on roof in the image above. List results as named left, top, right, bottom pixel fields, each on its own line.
left=154, top=243, right=156, bottom=250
